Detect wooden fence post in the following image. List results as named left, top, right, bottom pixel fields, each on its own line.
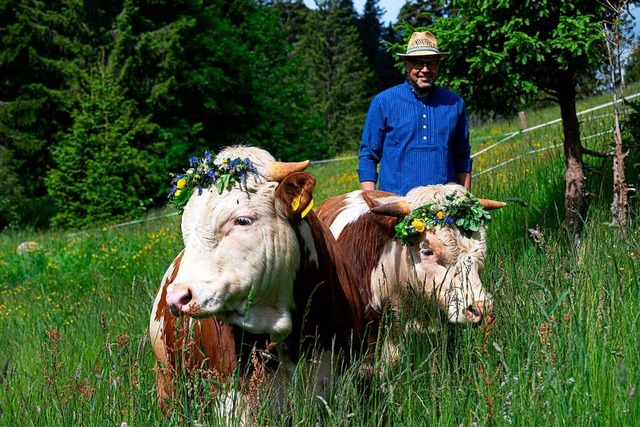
left=518, top=111, right=532, bottom=147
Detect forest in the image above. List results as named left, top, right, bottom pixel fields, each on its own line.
left=1, top=0, right=639, bottom=230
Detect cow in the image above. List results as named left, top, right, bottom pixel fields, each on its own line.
left=316, top=184, right=505, bottom=360
left=149, top=146, right=366, bottom=420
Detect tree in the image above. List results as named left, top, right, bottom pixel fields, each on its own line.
left=296, top=0, right=373, bottom=155
left=358, top=0, right=403, bottom=93
left=0, top=146, right=23, bottom=228
left=601, top=0, right=640, bottom=229
left=110, top=0, right=321, bottom=165
left=46, top=60, right=157, bottom=229
left=425, top=0, right=621, bottom=237
left=398, top=0, right=447, bottom=27
left=0, top=0, right=111, bottom=226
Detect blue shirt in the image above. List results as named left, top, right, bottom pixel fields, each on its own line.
left=357, top=81, right=472, bottom=195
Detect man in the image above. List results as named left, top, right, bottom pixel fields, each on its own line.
left=358, top=31, right=472, bottom=195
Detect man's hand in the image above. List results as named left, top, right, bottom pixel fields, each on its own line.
left=360, top=181, right=376, bottom=191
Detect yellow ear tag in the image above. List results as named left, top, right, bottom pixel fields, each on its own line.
left=301, top=199, right=314, bottom=218
left=291, top=193, right=301, bottom=211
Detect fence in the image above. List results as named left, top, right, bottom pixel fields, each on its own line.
left=71, top=92, right=639, bottom=234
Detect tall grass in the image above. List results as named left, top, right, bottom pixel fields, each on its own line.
left=0, top=92, right=638, bottom=425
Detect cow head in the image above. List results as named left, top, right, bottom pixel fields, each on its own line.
left=370, top=184, right=505, bottom=325
left=165, top=146, right=314, bottom=342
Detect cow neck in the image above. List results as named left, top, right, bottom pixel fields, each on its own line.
left=285, top=212, right=365, bottom=364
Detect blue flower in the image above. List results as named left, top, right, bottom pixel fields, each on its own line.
left=204, top=151, right=213, bottom=163
left=189, top=156, right=198, bottom=167
left=444, top=216, right=455, bottom=225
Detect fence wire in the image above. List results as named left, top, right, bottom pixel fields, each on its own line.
left=76, top=92, right=638, bottom=233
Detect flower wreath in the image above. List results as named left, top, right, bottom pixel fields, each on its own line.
left=168, top=151, right=259, bottom=213
left=395, top=192, right=492, bottom=244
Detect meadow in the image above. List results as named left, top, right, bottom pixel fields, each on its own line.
left=0, top=89, right=638, bottom=426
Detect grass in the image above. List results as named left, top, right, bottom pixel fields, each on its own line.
left=0, top=90, right=638, bottom=425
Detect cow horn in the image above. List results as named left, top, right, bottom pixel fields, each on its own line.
left=478, top=199, right=507, bottom=210
left=370, top=201, right=412, bottom=217
left=269, top=160, right=310, bottom=182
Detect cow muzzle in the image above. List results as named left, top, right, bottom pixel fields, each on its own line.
left=464, top=301, right=495, bottom=325
left=166, top=286, right=195, bottom=317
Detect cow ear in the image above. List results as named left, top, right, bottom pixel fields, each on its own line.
left=275, top=172, right=316, bottom=221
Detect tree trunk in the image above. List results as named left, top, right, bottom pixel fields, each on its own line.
left=611, top=106, right=628, bottom=228
left=557, top=76, right=587, bottom=236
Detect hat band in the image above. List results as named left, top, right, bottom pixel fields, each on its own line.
left=406, top=46, right=440, bottom=55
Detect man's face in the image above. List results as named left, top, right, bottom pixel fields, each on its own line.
left=404, top=57, right=440, bottom=94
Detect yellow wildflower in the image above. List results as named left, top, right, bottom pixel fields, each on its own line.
left=436, top=211, right=445, bottom=220
left=175, top=189, right=182, bottom=197
left=411, top=219, right=425, bottom=233
left=176, top=178, right=187, bottom=189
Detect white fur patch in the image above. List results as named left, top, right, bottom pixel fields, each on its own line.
left=328, top=191, right=369, bottom=239
left=298, top=221, right=319, bottom=268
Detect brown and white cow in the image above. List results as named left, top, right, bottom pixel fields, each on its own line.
left=149, top=146, right=366, bottom=418
left=317, top=184, right=505, bottom=334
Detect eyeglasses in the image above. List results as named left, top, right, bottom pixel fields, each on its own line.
left=409, top=60, right=439, bottom=70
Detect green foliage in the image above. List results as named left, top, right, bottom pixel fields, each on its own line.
left=46, top=62, right=158, bottom=230
left=0, top=0, right=121, bottom=227
left=626, top=47, right=640, bottom=84
left=1, top=104, right=639, bottom=423
left=111, top=0, right=323, bottom=163
left=429, top=0, right=612, bottom=117
left=0, top=146, right=25, bottom=228
left=295, top=0, right=374, bottom=156
left=397, top=0, right=446, bottom=28
left=395, top=192, right=492, bottom=244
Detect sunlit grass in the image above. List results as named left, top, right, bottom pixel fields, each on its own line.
left=0, top=89, right=639, bottom=425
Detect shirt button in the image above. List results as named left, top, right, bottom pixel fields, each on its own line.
left=423, top=136, right=427, bottom=140
left=422, top=114, right=427, bottom=118
left=423, top=125, right=427, bottom=129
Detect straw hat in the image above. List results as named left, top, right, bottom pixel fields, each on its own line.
left=398, top=31, right=449, bottom=57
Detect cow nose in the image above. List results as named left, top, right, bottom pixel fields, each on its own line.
left=166, top=286, right=193, bottom=316
left=465, top=301, right=486, bottom=324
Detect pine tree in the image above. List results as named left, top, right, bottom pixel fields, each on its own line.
left=110, top=0, right=321, bottom=164
left=359, top=0, right=403, bottom=92
left=0, top=0, right=118, bottom=226
left=46, top=60, right=157, bottom=229
left=296, top=0, right=374, bottom=155
left=398, top=0, right=447, bottom=27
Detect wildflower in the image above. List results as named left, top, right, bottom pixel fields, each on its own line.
left=411, top=219, right=425, bottom=233
left=394, top=192, right=492, bottom=244
left=169, top=152, right=258, bottom=213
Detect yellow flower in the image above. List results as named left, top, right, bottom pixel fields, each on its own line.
left=176, top=178, right=187, bottom=189
left=411, top=219, right=425, bottom=233
left=175, top=189, right=182, bottom=197
left=436, top=211, right=445, bottom=220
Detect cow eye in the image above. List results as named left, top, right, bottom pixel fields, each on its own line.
left=235, top=217, right=253, bottom=226
left=420, top=247, right=434, bottom=256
